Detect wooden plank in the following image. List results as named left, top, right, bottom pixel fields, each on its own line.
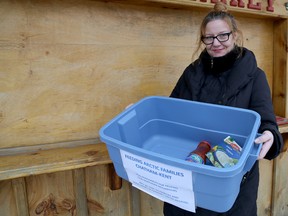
left=0, top=143, right=111, bottom=181
left=271, top=146, right=288, bottom=216
left=278, top=125, right=288, bottom=134
left=258, top=160, right=274, bottom=216
left=0, top=180, right=17, bottom=216
left=73, top=169, right=89, bottom=216
left=0, top=0, right=193, bottom=148
left=12, top=178, right=30, bottom=216
left=277, top=125, right=288, bottom=153
left=130, top=186, right=141, bottom=216
left=112, top=0, right=288, bottom=18
left=0, top=138, right=100, bottom=156
left=85, top=165, right=131, bottom=215
left=0, top=0, right=275, bottom=149
left=140, top=191, right=163, bottom=215
left=26, top=171, right=75, bottom=216
left=271, top=19, right=288, bottom=216
left=239, top=16, right=274, bottom=87
left=273, top=19, right=288, bottom=117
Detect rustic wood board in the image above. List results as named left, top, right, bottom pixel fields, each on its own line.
left=0, top=0, right=274, bottom=148
left=0, top=0, right=194, bottom=148
left=258, top=160, right=274, bottom=216
left=85, top=165, right=131, bottom=215
left=271, top=138, right=288, bottom=216
left=140, top=191, right=163, bottom=215
left=26, top=170, right=75, bottom=216
left=0, top=143, right=111, bottom=181
left=0, top=1, right=285, bottom=215
left=0, top=180, right=18, bottom=216
left=143, top=0, right=288, bottom=18
left=273, top=19, right=288, bottom=117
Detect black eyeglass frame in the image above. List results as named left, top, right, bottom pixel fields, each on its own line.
left=201, top=31, right=233, bottom=45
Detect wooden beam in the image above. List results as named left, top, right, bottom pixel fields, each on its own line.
left=111, top=0, right=288, bottom=18
left=0, top=143, right=111, bottom=181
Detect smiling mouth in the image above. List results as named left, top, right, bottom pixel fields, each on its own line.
left=213, top=49, right=223, bottom=52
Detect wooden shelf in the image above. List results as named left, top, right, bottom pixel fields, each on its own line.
left=0, top=143, right=111, bottom=181
left=278, top=124, right=288, bottom=134
left=0, top=124, right=287, bottom=182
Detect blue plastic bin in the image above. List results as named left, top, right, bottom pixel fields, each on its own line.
left=99, top=96, right=261, bottom=212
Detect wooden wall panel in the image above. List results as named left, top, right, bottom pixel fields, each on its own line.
left=273, top=19, right=288, bottom=117
left=0, top=1, right=285, bottom=216
left=258, top=160, right=274, bottom=216
left=144, top=0, right=288, bottom=18
left=26, top=171, right=75, bottom=216
left=0, top=0, right=195, bottom=148
left=240, top=17, right=274, bottom=86
left=0, top=180, right=17, bottom=216
left=12, top=178, right=29, bottom=216
left=139, top=191, right=163, bottom=215
left=272, top=152, right=288, bottom=216
left=0, top=0, right=274, bottom=149
left=271, top=138, right=288, bottom=216
left=85, top=165, right=131, bottom=215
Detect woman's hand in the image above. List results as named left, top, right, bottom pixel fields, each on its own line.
left=254, top=130, right=274, bottom=159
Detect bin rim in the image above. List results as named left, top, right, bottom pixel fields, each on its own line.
left=99, top=95, right=261, bottom=178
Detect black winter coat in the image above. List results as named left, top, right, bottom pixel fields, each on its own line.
left=170, top=47, right=283, bottom=160
left=164, top=47, right=283, bottom=216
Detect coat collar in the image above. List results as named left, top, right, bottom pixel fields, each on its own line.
left=189, top=48, right=258, bottom=103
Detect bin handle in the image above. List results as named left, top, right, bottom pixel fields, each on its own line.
left=243, top=137, right=262, bottom=173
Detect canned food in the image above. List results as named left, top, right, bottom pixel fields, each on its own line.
left=186, top=141, right=211, bottom=164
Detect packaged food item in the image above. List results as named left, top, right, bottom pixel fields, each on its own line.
left=186, top=141, right=212, bottom=164
left=224, top=136, right=242, bottom=153
left=206, top=136, right=242, bottom=168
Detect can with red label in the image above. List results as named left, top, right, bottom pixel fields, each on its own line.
left=186, top=141, right=212, bottom=164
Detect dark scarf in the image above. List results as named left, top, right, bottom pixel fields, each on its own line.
left=200, top=46, right=241, bottom=75
left=197, top=46, right=242, bottom=104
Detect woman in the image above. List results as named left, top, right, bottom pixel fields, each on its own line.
left=163, top=2, right=283, bottom=216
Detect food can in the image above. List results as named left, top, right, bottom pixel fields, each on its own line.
left=186, top=141, right=212, bottom=164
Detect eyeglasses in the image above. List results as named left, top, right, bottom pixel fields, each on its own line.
left=201, top=32, right=232, bottom=45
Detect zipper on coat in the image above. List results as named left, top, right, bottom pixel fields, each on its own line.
left=211, top=58, right=213, bottom=68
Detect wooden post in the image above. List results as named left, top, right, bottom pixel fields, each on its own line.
left=12, top=178, right=29, bottom=216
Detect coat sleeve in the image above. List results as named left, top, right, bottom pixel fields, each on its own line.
left=170, top=63, right=202, bottom=100
left=250, top=69, right=284, bottom=160
left=170, top=73, right=184, bottom=98
left=170, top=64, right=193, bottom=99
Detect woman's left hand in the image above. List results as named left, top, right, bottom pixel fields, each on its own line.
left=254, top=130, right=274, bottom=159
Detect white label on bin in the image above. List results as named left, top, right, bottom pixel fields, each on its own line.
left=120, top=150, right=195, bottom=213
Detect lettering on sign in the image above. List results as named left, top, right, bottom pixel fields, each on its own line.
left=196, top=0, right=274, bottom=12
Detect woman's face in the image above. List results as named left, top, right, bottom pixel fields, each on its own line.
left=203, top=19, right=236, bottom=57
